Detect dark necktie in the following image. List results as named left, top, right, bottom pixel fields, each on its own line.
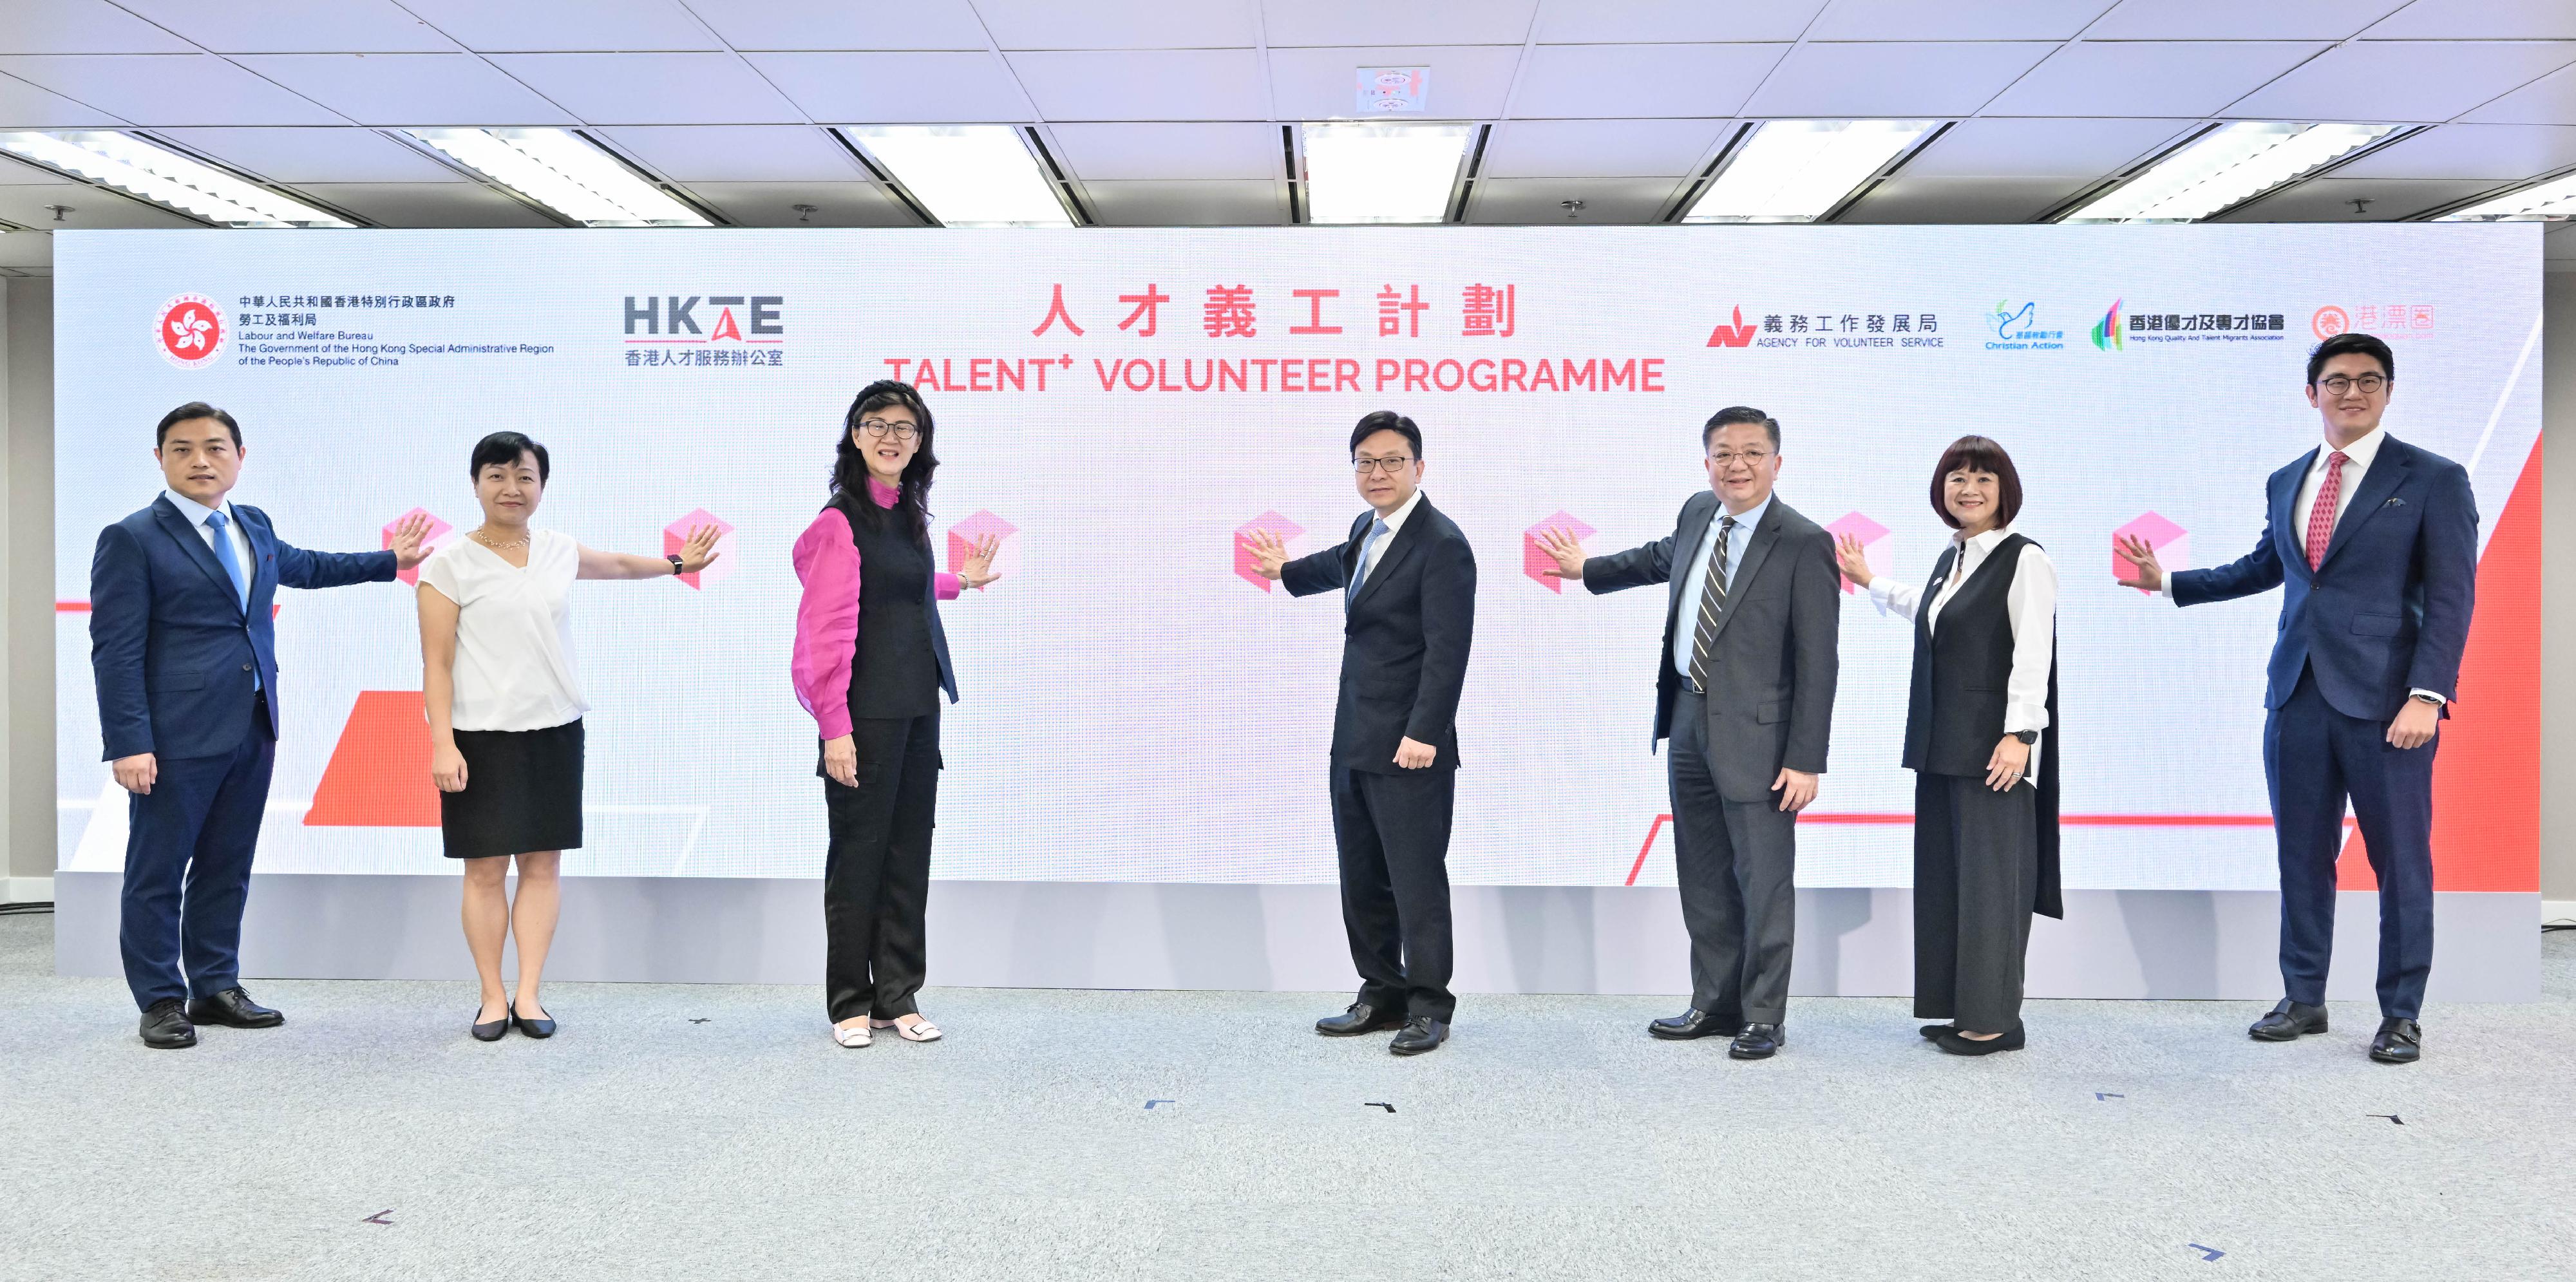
left=1688, top=516, right=1736, bottom=690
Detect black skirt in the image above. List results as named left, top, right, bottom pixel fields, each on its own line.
left=441, top=719, right=585, bottom=860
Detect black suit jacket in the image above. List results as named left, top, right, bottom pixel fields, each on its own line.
left=1280, top=496, right=1477, bottom=774
left=1584, top=492, right=1840, bottom=802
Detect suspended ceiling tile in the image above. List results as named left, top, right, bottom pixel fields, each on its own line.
left=2331, top=124, right=2576, bottom=181
left=394, top=0, right=718, bottom=52
left=1267, top=45, right=1523, bottom=120
left=1982, top=41, right=2328, bottom=118
left=1903, top=118, right=2194, bottom=177
left=1007, top=50, right=1268, bottom=121
left=1834, top=176, right=2090, bottom=224
left=1082, top=179, right=1287, bottom=226
left=746, top=52, right=1035, bottom=123
left=0, top=71, right=128, bottom=127
left=1805, top=0, right=2110, bottom=42
left=2461, top=61, right=2576, bottom=124
left=0, top=229, right=52, bottom=268
left=157, top=127, right=467, bottom=182
left=237, top=53, right=577, bottom=126
left=683, top=182, right=917, bottom=227
left=2363, top=0, right=2576, bottom=40
left=1046, top=122, right=1282, bottom=180
left=680, top=0, right=991, bottom=51
left=1260, top=0, right=1542, bottom=49
left=0, top=182, right=202, bottom=228
left=289, top=182, right=561, bottom=227
left=2223, top=41, right=2576, bottom=124
left=0, top=0, right=197, bottom=54
left=2084, top=0, right=2409, bottom=39
left=598, top=126, right=864, bottom=181
left=1464, top=176, right=1676, bottom=224
left=1482, top=118, right=1728, bottom=178
left=975, top=0, right=1262, bottom=51
left=1531, top=0, right=1826, bottom=44
left=0, top=55, right=345, bottom=126
left=488, top=53, right=806, bottom=125
left=1510, top=44, right=1786, bottom=118
left=1743, top=42, right=2054, bottom=118
left=112, top=0, right=462, bottom=53
left=2210, top=177, right=2509, bottom=222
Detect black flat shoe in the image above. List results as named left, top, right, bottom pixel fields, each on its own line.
left=187, top=986, right=283, bottom=1029
left=1649, top=1008, right=1745, bottom=1041
left=2248, top=998, right=2328, bottom=1041
left=1919, top=1024, right=1955, bottom=1041
left=1728, top=1023, right=1784, bottom=1060
left=511, top=1003, right=556, bottom=1039
left=2369, top=1017, right=2421, bottom=1064
left=1316, top=1002, right=1405, bottom=1036
left=471, top=1003, right=511, bottom=1042
left=1935, top=1026, right=2026, bottom=1056
left=1389, top=1016, right=1448, bottom=1056
left=140, top=998, right=197, bottom=1050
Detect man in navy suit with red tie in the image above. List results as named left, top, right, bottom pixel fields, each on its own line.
left=91, top=402, right=430, bottom=1048
left=2117, top=333, right=2476, bottom=1064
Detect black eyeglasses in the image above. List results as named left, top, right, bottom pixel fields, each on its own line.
left=2316, top=374, right=2389, bottom=395
left=857, top=419, right=920, bottom=441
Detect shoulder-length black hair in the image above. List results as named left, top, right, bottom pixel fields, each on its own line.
left=1930, top=435, right=2023, bottom=530
left=831, top=380, right=938, bottom=541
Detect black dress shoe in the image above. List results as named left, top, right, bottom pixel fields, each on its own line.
left=1649, top=1008, right=1745, bottom=1041
left=2369, top=1017, right=2421, bottom=1064
left=187, top=986, right=283, bottom=1029
left=139, top=998, right=196, bottom=1050
left=1389, top=1015, right=1448, bottom=1056
left=2248, top=998, right=2328, bottom=1041
left=511, top=1003, right=556, bottom=1040
left=1728, top=1023, right=1785, bottom=1060
left=1316, top=1002, right=1405, bottom=1036
left=1935, top=1026, right=2027, bottom=1056
left=1919, top=1024, right=1955, bottom=1041
left=471, top=1004, right=511, bottom=1042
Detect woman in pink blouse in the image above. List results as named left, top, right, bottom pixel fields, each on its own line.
left=791, top=381, right=999, bottom=1049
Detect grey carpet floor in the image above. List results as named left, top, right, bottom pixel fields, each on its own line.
left=2, top=912, right=2569, bottom=1282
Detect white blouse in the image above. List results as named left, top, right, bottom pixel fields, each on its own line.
left=1868, top=526, right=2058, bottom=782
left=417, top=529, right=589, bottom=733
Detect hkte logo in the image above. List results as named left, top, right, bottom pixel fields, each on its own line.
left=157, top=294, right=225, bottom=368
left=622, top=294, right=784, bottom=343
left=1705, top=305, right=1756, bottom=348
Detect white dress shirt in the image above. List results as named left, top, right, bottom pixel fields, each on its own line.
left=416, top=529, right=590, bottom=732
left=2157, top=425, right=2443, bottom=705
left=1351, top=486, right=1425, bottom=592
left=162, top=488, right=254, bottom=589
left=1870, top=525, right=2058, bottom=781
left=1672, top=493, right=1773, bottom=680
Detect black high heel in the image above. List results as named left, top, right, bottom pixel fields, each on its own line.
left=511, top=1001, right=556, bottom=1039
left=471, top=1003, right=511, bottom=1042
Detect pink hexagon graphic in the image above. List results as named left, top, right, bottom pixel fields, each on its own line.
left=1523, top=512, right=1595, bottom=593
left=2115, top=511, right=2188, bottom=595
left=1825, top=511, right=1890, bottom=595
left=945, top=511, right=1018, bottom=583
left=665, top=509, right=737, bottom=590
left=1235, top=511, right=1303, bottom=592
left=384, top=508, right=451, bottom=586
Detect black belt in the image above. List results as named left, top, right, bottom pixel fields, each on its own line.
left=1678, top=674, right=1705, bottom=697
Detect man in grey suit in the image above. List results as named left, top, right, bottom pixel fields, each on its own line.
left=1537, top=406, right=1840, bottom=1059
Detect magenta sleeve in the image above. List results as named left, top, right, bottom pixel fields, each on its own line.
left=790, top=509, right=860, bottom=741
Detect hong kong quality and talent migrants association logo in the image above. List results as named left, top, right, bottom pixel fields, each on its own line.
left=156, top=293, right=225, bottom=368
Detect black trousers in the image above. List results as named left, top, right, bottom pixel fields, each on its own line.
left=1913, top=771, right=2038, bottom=1033
left=1667, top=688, right=1799, bottom=1024
left=1330, top=764, right=1456, bottom=1022
left=821, top=708, right=940, bottom=1023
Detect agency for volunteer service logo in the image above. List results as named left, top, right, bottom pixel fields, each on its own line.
left=157, top=294, right=225, bottom=368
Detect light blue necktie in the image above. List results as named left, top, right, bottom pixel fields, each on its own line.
left=1345, top=517, right=1390, bottom=608
left=204, top=508, right=250, bottom=614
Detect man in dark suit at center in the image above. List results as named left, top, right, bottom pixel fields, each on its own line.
left=1537, top=406, right=1841, bottom=1059
left=1243, top=410, right=1477, bottom=1056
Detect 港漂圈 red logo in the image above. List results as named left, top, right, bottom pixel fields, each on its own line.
left=157, top=294, right=225, bottom=368
left=2310, top=305, right=2350, bottom=341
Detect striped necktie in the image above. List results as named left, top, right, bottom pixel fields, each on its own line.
left=1687, top=516, right=1736, bottom=690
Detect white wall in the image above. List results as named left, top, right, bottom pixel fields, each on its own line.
left=3, top=277, right=55, bottom=900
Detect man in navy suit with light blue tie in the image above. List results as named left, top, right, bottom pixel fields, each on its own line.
left=91, top=402, right=430, bottom=1048
left=2117, top=333, right=2476, bottom=1064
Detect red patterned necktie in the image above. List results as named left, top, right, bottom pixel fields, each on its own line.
left=2304, top=450, right=2349, bottom=570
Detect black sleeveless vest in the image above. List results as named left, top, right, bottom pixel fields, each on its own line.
left=829, top=492, right=942, bottom=720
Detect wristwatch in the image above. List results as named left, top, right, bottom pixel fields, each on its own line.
left=2011, top=730, right=2038, bottom=744
left=667, top=554, right=687, bottom=576
left=2409, top=692, right=2442, bottom=705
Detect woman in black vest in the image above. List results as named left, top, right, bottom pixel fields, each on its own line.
left=790, top=381, right=1000, bottom=1049
left=1836, top=435, right=2061, bottom=1055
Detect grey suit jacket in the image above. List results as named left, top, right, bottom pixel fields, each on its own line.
left=1584, top=491, right=1841, bottom=803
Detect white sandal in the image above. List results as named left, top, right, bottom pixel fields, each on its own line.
left=833, top=1021, right=872, bottom=1048
left=871, top=1015, right=942, bottom=1042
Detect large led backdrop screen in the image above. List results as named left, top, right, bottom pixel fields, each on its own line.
left=53, top=225, right=2543, bottom=901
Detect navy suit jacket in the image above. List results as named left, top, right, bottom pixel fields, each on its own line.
left=91, top=494, right=397, bottom=762
left=2172, top=435, right=2477, bottom=724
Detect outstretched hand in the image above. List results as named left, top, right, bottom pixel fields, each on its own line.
left=1238, top=529, right=1289, bottom=580
left=2113, top=533, right=2164, bottom=592
left=387, top=512, right=434, bottom=570
left=956, top=533, right=1003, bottom=589
left=674, top=524, right=723, bottom=574
left=1832, top=532, right=1873, bottom=589
left=1533, top=526, right=1586, bottom=580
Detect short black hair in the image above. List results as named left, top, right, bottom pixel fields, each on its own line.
left=2307, top=332, right=2394, bottom=385
left=1350, top=410, right=1422, bottom=459
left=1930, top=435, right=2025, bottom=531
left=156, top=402, right=240, bottom=449
left=469, top=431, right=550, bottom=483
left=1701, top=405, right=1779, bottom=451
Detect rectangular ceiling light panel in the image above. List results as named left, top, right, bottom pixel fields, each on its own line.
left=0, top=131, right=350, bottom=227
left=409, top=127, right=709, bottom=227
left=2438, top=173, right=2576, bottom=222
left=2063, top=122, right=2400, bottom=223
left=1302, top=122, right=1472, bottom=225
left=843, top=126, right=1072, bottom=228
left=1684, top=120, right=1937, bottom=223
